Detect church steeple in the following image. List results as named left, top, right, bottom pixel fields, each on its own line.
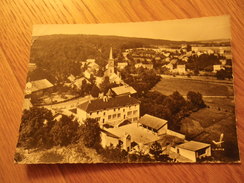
left=106, top=47, right=114, bottom=76
left=109, top=47, right=113, bottom=60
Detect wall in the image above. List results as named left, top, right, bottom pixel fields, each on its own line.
left=100, top=132, right=120, bottom=148
left=87, top=103, right=140, bottom=127
left=177, top=148, right=196, bottom=162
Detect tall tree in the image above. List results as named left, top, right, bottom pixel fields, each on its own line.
left=83, top=118, right=101, bottom=149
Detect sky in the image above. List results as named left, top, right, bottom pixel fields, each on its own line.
left=32, top=15, right=231, bottom=41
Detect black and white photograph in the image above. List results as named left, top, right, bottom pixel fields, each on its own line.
left=15, top=16, right=240, bottom=164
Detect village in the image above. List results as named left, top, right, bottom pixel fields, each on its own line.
left=18, top=43, right=234, bottom=163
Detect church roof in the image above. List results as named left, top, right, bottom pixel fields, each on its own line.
left=138, top=114, right=168, bottom=131
left=78, top=95, right=140, bottom=113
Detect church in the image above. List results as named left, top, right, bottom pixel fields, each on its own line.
left=104, top=47, right=124, bottom=85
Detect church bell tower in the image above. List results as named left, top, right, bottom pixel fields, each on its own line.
left=107, top=47, right=114, bottom=76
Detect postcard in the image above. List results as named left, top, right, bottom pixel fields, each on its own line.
left=15, top=15, right=240, bottom=164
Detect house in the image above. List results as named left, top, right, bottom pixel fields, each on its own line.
left=23, top=98, right=32, bottom=110
left=138, top=114, right=168, bottom=135
left=28, top=63, right=37, bottom=72
left=213, top=65, right=224, bottom=73
left=67, top=74, right=76, bottom=82
left=117, top=62, right=128, bottom=70
left=135, top=63, right=153, bottom=70
left=86, top=58, right=96, bottom=64
left=176, top=65, right=186, bottom=74
left=73, top=77, right=90, bottom=90
left=25, top=79, right=53, bottom=97
left=111, top=85, right=136, bottom=96
left=77, top=95, right=140, bottom=126
left=176, top=141, right=211, bottom=162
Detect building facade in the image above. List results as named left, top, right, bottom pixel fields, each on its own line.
left=77, top=95, right=140, bottom=126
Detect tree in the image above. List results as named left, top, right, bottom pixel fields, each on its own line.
left=99, top=76, right=111, bottom=93
left=50, top=115, right=80, bottom=146
left=149, top=141, right=162, bottom=160
left=90, top=84, right=100, bottom=98
left=17, top=107, right=55, bottom=149
left=187, top=91, right=206, bottom=111
left=83, top=118, right=101, bottom=149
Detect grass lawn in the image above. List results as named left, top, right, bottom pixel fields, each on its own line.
left=153, top=78, right=234, bottom=96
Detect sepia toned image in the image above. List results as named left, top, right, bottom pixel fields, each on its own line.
left=15, top=16, right=240, bottom=164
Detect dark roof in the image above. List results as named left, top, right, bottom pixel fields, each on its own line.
left=78, top=95, right=140, bottom=113
left=138, top=114, right=167, bottom=131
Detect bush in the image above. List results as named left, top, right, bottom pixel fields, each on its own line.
left=14, top=152, right=25, bottom=163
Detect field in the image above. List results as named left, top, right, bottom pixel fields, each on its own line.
left=153, top=78, right=234, bottom=96
left=180, top=107, right=239, bottom=162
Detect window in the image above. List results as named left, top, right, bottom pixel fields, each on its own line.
left=95, top=117, right=100, bottom=121
left=123, top=109, right=125, bottom=112
left=103, top=112, right=106, bottom=116
left=198, top=148, right=206, bottom=156
left=97, top=111, right=99, bottom=114
left=114, top=108, right=116, bottom=112
left=133, top=110, right=137, bottom=115
left=133, top=117, right=138, bottom=121
left=127, top=111, right=132, bottom=116
left=90, top=112, right=92, bottom=116
left=108, top=115, right=111, bottom=119
left=113, top=114, right=116, bottom=118
left=117, top=113, right=121, bottom=118
left=118, top=108, right=120, bottom=111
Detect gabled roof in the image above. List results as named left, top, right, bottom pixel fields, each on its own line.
left=177, top=141, right=210, bottom=151
left=78, top=95, right=140, bottom=113
left=30, top=79, right=53, bottom=92
left=138, top=114, right=167, bottom=131
left=111, top=85, right=136, bottom=96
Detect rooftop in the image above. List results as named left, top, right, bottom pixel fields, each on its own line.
left=30, top=79, right=53, bottom=92
left=78, top=95, right=140, bottom=113
left=177, top=141, right=210, bottom=151
left=138, top=114, right=168, bottom=131
left=104, top=123, right=159, bottom=144
left=111, top=85, right=136, bottom=96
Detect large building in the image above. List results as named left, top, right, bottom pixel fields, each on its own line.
left=77, top=95, right=140, bottom=126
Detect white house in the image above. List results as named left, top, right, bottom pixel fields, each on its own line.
left=77, top=95, right=140, bottom=126
left=176, top=65, right=186, bottom=74
left=176, top=141, right=211, bottom=162
left=213, top=65, right=224, bottom=73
